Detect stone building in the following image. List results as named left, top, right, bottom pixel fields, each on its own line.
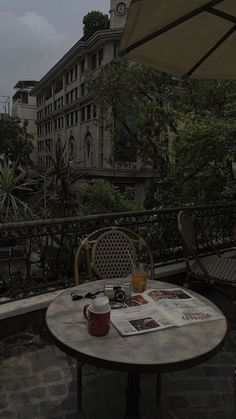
left=12, top=80, right=38, bottom=160
left=30, top=0, right=156, bottom=203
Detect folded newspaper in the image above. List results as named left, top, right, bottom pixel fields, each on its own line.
left=110, top=288, right=224, bottom=336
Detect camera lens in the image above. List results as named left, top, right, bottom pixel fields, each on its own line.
left=114, top=289, right=125, bottom=302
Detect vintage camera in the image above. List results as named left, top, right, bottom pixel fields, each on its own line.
left=104, top=283, right=131, bottom=302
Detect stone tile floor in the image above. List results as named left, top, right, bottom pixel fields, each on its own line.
left=0, top=284, right=235, bottom=419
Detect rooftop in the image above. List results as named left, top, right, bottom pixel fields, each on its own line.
left=13, top=81, right=38, bottom=90
left=30, top=29, right=123, bottom=96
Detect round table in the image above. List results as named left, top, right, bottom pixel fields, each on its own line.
left=46, top=280, right=227, bottom=418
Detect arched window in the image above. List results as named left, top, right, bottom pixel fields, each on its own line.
left=85, top=133, right=92, bottom=158
left=84, top=132, right=93, bottom=167
left=69, top=135, right=75, bottom=160
left=86, top=137, right=90, bottom=158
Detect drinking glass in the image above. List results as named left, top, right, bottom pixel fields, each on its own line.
left=132, top=265, right=147, bottom=293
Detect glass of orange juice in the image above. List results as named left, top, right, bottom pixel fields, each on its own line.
left=132, top=266, right=147, bottom=293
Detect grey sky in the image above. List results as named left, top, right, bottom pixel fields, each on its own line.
left=0, top=0, right=108, bottom=110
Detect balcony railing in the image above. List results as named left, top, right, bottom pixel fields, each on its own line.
left=0, top=203, right=235, bottom=304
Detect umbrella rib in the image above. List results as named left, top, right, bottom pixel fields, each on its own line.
left=120, top=0, right=223, bottom=56
left=208, top=7, right=236, bottom=24
left=184, top=24, right=236, bottom=78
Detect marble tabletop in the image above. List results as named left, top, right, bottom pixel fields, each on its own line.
left=46, top=280, right=227, bottom=373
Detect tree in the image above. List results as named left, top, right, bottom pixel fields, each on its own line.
left=90, top=61, right=236, bottom=207
left=81, top=179, right=142, bottom=215
left=0, top=159, right=35, bottom=222
left=90, top=61, right=178, bottom=170
left=0, top=118, right=33, bottom=167
left=41, top=139, right=86, bottom=218
left=83, top=11, right=109, bottom=38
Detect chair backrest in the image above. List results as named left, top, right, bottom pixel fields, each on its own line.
left=177, top=211, right=198, bottom=261
left=74, top=226, right=154, bottom=285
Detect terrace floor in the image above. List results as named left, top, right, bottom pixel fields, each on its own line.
left=0, top=283, right=235, bottom=419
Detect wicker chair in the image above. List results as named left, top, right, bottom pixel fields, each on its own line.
left=74, top=226, right=154, bottom=285
left=74, top=226, right=154, bottom=410
left=178, top=211, right=236, bottom=297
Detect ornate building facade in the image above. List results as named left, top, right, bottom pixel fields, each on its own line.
left=30, top=0, right=156, bottom=203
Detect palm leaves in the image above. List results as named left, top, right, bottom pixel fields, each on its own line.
left=0, top=159, right=35, bottom=222
left=42, top=139, right=86, bottom=218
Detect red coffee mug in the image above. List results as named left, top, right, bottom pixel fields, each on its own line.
left=83, top=304, right=110, bottom=336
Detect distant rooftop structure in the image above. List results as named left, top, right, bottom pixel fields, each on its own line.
left=12, top=80, right=37, bottom=161
left=13, top=80, right=38, bottom=90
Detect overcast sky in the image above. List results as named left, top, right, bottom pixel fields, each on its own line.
left=0, top=0, right=108, bottom=111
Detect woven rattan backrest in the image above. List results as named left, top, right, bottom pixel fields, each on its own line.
left=91, top=230, right=136, bottom=279
left=178, top=211, right=198, bottom=259
left=74, top=226, right=154, bottom=285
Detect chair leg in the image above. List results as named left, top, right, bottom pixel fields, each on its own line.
left=77, top=361, right=83, bottom=411
left=183, top=272, right=190, bottom=288
left=234, top=365, right=236, bottom=411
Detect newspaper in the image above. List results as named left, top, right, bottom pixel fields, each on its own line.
left=110, top=288, right=225, bottom=336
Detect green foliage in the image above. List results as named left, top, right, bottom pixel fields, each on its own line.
left=0, top=118, right=33, bottom=167
left=0, top=159, right=35, bottom=222
left=90, top=61, right=178, bottom=169
left=83, top=11, right=109, bottom=38
left=81, top=179, right=142, bottom=215
left=41, top=139, right=86, bottom=218
left=92, top=61, right=236, bottom=207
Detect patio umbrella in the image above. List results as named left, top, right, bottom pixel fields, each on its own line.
left=120, top=0, right=236, bottom=79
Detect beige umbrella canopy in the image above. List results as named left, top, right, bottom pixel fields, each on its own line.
left=120, top=0, right=236, bottom=79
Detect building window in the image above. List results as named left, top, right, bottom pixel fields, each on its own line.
left=70, top=68, right=73, bottom=83
left=37, top=125, right=42, bottom=136
left=85, top=135, right=91, bottom=158
left=55, top=77, right=63, bottom=93
left=70, top=112, right=74, bottom=125
left=45, top=138, right=52, bottom=151
left=81, top=83, right=85, bottom=96
left=66, top=72, right=69, bottom=85
left=92, top=54, right=97, bottom=70
left=57, top=97, right=63, bottom=109
left=93, top=104, right=97, bottom=118
left=114, top=42, right=121, bottom=59
left=98, top=49, right=104, bottom=66
left=66, top=114, right=69, bottom=126
left=74, top=65, right=78, bottom=79
left=37, top=95, right=43, bottom=106
left=81, top=108, right=86, bottom=122
left=74, top=111, right=78, bottom=124
left=87, top=104, right=91, bottom=120
left=80, top=58, right=85, bottom=74
left=75, top=87, right=78, bottom=100
left=45, top=85, right=52, bottom=100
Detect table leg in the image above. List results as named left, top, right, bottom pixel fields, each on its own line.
left=77, top=362, right=83, bottom=411
left=156, top=373, right=162, bottom=407
left=125, top=373, right=141, bottom=419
